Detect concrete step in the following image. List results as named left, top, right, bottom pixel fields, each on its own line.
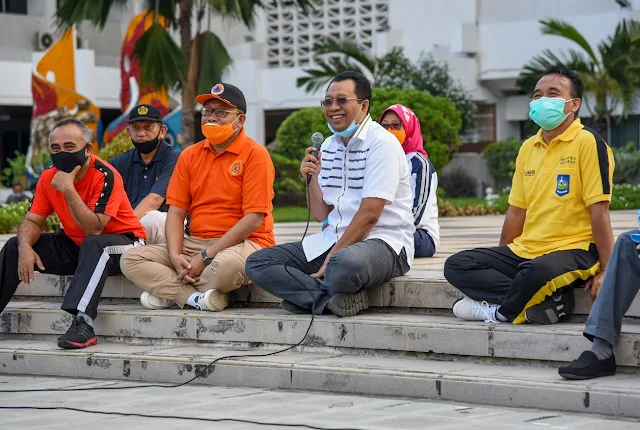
left=14, top=272, right=640, bottom=318
left=3, top=302, right=640, bottom=368
left=0, top=339, right=639, bottom=418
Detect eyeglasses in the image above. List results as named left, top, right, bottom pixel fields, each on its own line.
left=201, top=108, right=240, bottom=118
left=129, top=123, right=160, bottom=133
left=380, top=122, right=404, bottom=131
left=320, top=97, right=364, bottom=107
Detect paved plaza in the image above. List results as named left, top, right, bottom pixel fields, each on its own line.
left=1, top=375, right=639, bottom=429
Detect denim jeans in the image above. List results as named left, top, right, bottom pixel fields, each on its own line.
left=584, top=230, right=640, bottom=346
left=245, top=239, right=410, bottom=314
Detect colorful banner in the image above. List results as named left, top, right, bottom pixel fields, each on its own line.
left=104, top=11, right=171, bottom=143
left=28, top=28, right=101, bottom=177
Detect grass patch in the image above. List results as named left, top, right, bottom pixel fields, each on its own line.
left=273, top=205, right=311, bottom=223
left=443, top=197, right=487, bottom=207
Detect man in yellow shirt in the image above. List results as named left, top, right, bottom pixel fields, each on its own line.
left=444, top=66, right=614, bottom=325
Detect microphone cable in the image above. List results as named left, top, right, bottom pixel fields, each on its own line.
left=0, top=163, right=355, bottom=429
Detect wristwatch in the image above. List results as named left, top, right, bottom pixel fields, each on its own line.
left=201, top=249, right=213, bottom=266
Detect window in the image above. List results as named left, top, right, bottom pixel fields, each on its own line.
left=0, top=0, right=27, bottom=14
left=266, top=0, right=389, bottom=68
left=460, top=103, right=496, bottom=152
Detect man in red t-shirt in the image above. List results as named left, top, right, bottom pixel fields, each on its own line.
left=0, top=118, right=146, bottom=349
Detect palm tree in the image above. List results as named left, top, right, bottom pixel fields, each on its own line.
left=55, top=0, right=314, bottom=148
left=296, top=37, right=412, bottom=93
left=517, top=19, right=640, bottom=141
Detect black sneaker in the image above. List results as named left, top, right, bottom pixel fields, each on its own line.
left=326, top=289, right=369, bottom=317
left=280, top=300, right=311, bottom=314
left=58, top=317, right=97, bottom=349
left=559, top=350, right=616, bottom=380
left=525, top=290, right=575, bottom=324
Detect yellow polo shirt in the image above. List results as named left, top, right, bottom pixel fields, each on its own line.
left=507, top=119, right=614, bottom=259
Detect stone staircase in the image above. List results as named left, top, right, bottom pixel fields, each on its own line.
left=2, top=272, right=640, bottom=418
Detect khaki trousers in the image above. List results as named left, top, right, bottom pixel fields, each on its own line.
left=120, top=236, right=261, bottom=308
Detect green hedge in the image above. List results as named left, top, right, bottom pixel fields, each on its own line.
left=0, top=201, right=60, bottom=234
left=483, top=140, right=522, bottom=182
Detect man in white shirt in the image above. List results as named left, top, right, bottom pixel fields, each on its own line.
left=246, top=71, right=415, bottom=317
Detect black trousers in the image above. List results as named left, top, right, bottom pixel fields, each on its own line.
left=444, top=244, right=600, bottom=324
left=0, top=229, right=142, bottom=319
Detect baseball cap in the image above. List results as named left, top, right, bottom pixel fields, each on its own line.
left=196, top=83, right=247, bottom=114
left=128, top=104, right=163, bottom=123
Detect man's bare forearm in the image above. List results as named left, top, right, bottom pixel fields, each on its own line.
left=134, top=193, right=165, bottom=219
left=307, top=178, right=331, bottom=222
left=205, top=213, right=264, bottom=257
left=590, top=204, right=614, bottom=270
left=17, top=218, right=43, bottom=248
left=63, top=188, right=103, bottom=235
left=165, top=209, right=186, bottom=257
left=499, top=205, right=526, bottom=246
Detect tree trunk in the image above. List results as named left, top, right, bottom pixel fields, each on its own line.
left=179, top=0, right=194, bottom=148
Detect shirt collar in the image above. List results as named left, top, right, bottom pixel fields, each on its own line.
left=201, top=128, right=246, bottom=154
left=533, top=118, right=584, bottom=147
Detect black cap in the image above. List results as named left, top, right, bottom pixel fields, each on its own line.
left=196, top=83, right=247, bottom=114
left=128, top=104, right=163, bottom=123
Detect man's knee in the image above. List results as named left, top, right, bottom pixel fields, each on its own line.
left=4, top=236, right=18, bottom=252
left=119, top=247, right=146, bottom=277
left=323, top=247, right=365, bottom=293
left=140, top=210, right=165, bottom=230
left=444, top=250, right=478, bottom=283
left=207, top=251, right=247, bottom=292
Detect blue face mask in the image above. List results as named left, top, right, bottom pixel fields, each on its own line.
left=14, top=193, right=23, bottom=198
left=328, top=111, right=365, bottom=138
left=529, top=97, right=574, bottom=130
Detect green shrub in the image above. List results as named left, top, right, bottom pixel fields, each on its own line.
left=440, top=168, right=477, bottom=197
left=272, top=108, right=330, bottom=161
left=97, top=130, right=134, bottom=162
left=273, top=87, right=462, bottom=172
left=613, top=143, right=640, bottom=186
left=1, top=151, right=27, bottom=187
left=611, top=184, right=640, bottom=210
left=0, top=201, right=60, bottom=234
left=483, top=140, right=522, bottom=182
left=270, top=152, right=307, bottom=206
left=488, top=188, right=510, bottom=214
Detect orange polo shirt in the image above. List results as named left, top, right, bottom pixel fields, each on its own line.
left=166, top=130, right=276, bottom=248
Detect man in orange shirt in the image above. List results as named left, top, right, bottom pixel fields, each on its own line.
left=121, top=83, right=275, bottom=312
left=0, top=118, right=147, bottom=349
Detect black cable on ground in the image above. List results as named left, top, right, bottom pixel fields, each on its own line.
left=0, top=178, right=347, bottom=429
left=0, top=405, right=368, bottom=430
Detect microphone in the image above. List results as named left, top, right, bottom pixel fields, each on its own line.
left=307, top=132, right=324, bottom=185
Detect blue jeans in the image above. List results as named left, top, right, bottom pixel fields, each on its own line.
left=245, top=239, right=410, bottom=314
left=584, top=230, right=640, bottom=346
left=414, top=229, right=436, bottom=258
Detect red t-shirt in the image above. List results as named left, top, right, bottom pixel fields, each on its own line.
left=29, top=155, right=147, bottom=245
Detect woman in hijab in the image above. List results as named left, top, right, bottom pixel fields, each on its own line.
left=379, top=104, right=439, bottom=258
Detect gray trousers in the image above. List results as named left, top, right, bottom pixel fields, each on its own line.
left=584, top=230, right=640, bottom=346
left=245, top=239, right=410, bottom=314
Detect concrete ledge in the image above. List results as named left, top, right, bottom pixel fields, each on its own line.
left=14, top=272, right=640, bottom=318
left=3, top=303, right=640, bottom=367
left=0, top=340, right=639, bottom=418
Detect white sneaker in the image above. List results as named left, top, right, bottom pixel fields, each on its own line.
left=192, top=289, right=228, bottom=312
left=140, top=291, right=174, bottom=310
left=452, top=296, right=499, bottom=322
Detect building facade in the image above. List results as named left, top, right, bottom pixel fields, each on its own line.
left=1, top=0, right=639, bottom=172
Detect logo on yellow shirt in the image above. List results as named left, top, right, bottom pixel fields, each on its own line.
left=556, top=174, right=570, bottom=197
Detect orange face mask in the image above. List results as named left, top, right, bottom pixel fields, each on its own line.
left=388, top=129, right=406, bottom=145
left=202, top=118, right=239, bottom=145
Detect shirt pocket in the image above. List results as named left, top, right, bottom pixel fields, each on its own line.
left=551, top=168, right=577, bottom=201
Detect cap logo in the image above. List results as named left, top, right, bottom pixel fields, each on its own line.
left=211, top=84, right=224, bottom=95
left=137, top=106, right=149, bottom=115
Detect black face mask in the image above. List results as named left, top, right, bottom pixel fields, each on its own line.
left=51, top=145, right=88, bottom=173
left=132, top=135, right=162, bottom=155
